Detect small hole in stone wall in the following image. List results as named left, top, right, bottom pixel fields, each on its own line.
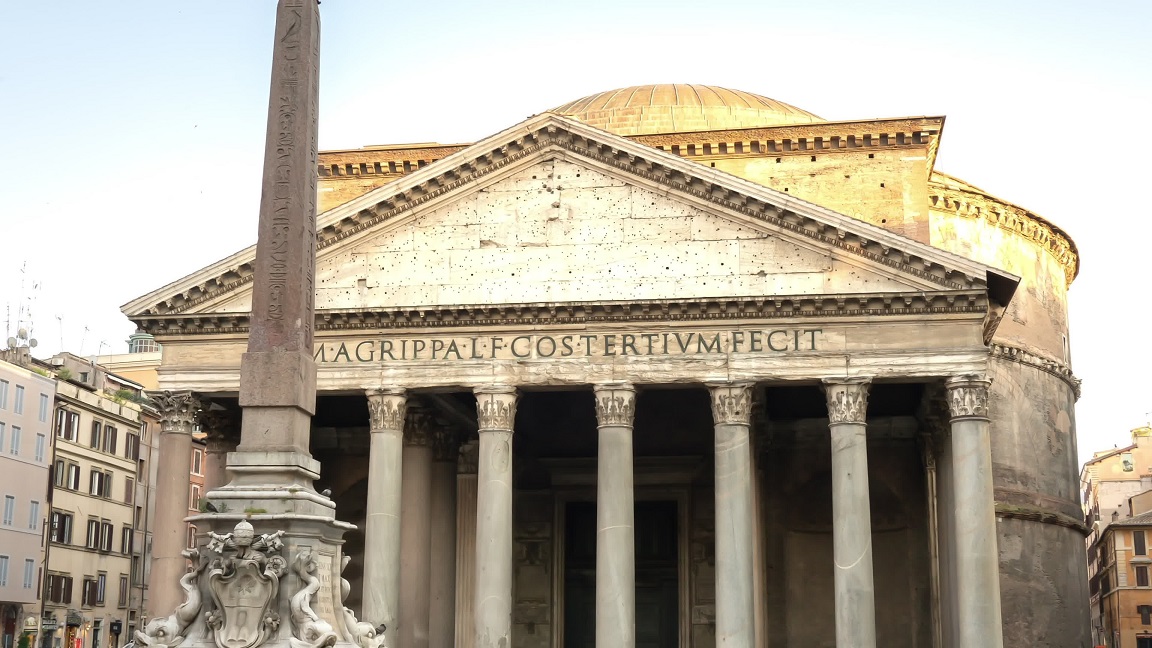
left=880, top=183, right=885, bottom=188
left=810, top=156, right=816, bottom=162
left=775, top=157, right=782, bottom=163
left=710, top=162, right=716, bottom=167
left=576, top=173, right=581, bottom=177
left=784, top=188, right=789, bottom=192
left=868, top=153, right=875, bottom=159
left=881, top=219, right=887, bottom=224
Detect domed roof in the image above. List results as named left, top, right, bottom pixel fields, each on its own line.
left=551, top=84, right=823, bottom=136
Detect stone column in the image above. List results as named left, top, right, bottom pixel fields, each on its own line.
left=473, top=386, right=518, bottom=648
left=946, top=375, right=1003, bottom=648
left=429, top=425, right=459, bottom=648
left=364, top=388, right=407, bottom=648
left=707, top=381, right=756, bottom=648
left=198, top=406, right=239, bottom=493
left=593, top=383, right=637, bottom=648
left=146, top=390, right=200, bottom=618
left=823, top=377, right=877, bottom=648
left=400, top=406, right=434, bottom=648
left=454, top=441, right=479, bottom=648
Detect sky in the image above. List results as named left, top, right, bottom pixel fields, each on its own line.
left=1, top=0, right=1149, bottom=465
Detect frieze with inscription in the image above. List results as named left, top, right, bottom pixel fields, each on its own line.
left=313, top=328, right=822, bottom=363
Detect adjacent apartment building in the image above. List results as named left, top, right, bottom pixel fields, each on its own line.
left=44, top=353, right=146, bottom=648
left=0, top=354, right=54, bottom=648
left=1084, top=427, right=1152, bottom=647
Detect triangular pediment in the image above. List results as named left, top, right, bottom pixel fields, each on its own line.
left=123, top=113, right=1016, bottom=328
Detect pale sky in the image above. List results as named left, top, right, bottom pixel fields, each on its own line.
left=1, top=0, right=1149, bottom=465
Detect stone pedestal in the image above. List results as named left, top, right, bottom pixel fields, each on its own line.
left=473, top=387, right=518, bottom=648
left=708, top=382, right=756, bottom=648
left=363, top=388, right=406, bottom=648
left=454, top=441, right=479, bottom=648
left=947, top=375, right=1004, bottom=648
left=824, top=377, right=877, bottom=648
left=593, top=383, right=636, bottom=648
left=147, top=390, right=200, bottom=619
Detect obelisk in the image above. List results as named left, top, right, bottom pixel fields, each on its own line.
left=215, top=0, right=330, bottom=507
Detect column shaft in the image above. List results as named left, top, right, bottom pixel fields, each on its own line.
left=594, top=384, right=637, bottom=648
left=364, top=389, right=406, bottom=648
left=400, top=409, right=434, bottom=648
left=473, top=387, right=518, bottom=648
left=947, top=375, right=1004, bottom=648
left=199, top=407, right=239, bottom=494
left=146, top=391, right=199, bottom=618
left=708, top=382, right=756, bottom=648
left=824, top=378, right=877, bottom=648
left=429, top=428, right=459, bottom=648
left=454, top=441, right=479, bottom=648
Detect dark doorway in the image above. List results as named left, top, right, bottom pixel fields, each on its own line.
left=563, top=500, right=679, bottom=648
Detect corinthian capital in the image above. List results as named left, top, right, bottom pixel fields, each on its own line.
left=366, top=388, right=406, bottom=432
left=149, top=390, right=200, bottom=435
left=593, top=383, right=636, bottom=428
left=404, top=405, right=434, bottom=447
left=474, top=386, right=518, bottom=432
left=822, top=377, right=871, bottom=425
left=946, top=374, right=991, bottom=420
left=708, top=382, right=754, bottom=426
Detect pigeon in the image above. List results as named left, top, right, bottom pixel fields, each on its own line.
left=320, top=488, right=332, bottom=498
left=204, top=501, right=220, bottom=513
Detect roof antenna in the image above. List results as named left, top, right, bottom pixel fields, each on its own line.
left=79, top=326, right=89, bottom=356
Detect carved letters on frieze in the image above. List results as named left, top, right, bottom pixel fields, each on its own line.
left=475, top=387, right=518, bottom=431
left=946, top=374, right=991, bottom=420
left=823, top=378, right=871, bottom=425
left=593, top=383, right=636, bottom=427
left=708, top=382, right=754, bottom=426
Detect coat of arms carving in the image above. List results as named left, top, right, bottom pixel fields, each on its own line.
left=205, top=521, right=288, bottom=648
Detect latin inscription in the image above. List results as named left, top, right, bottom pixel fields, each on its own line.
left=313, top=328, right=821, bottom=363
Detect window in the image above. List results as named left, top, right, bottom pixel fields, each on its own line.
left=82, top=576, right=98, bottom=606
left=13, top=385, right=24, bottom=414
left=28, top=500, right=39, bottom=530
left=0, top=555, right=8, bottom=587
left=46, top=574, right=72, bottom=604
left=1137, top=565, right=1149, bottom=587
left=124, top=477, right=134, bottom=504
left=0, top=379, right=8, bottom=408
left=118, top=575, right=129, bottom=608
left=23, top=558, right=34, bottom=588
left=9, top=426, right=20, bottom=455
left=0, top=423, right=4, bottom=450
left=2, top=495, right=13, bottom=525
left=66, top=463, right=80, bottom=490
left=192, top=449, right=203, bottom=475
left=34, top=433, right=45, bottom=462
left=89, top=470, right=113, bottom=498
left=121, top=526, right=133, bottom=555
left=39, top=393, right=49, bottom=422
left=86, top=519, right=100, bottom=549
left=125, top=432, right=140, bottom=460
left=90, top=421, right=102, bottom=449
left=187, top=525, right=197, bottom=548
left=103, top=425, right=118, bottom=454
left=55, top=410, right=79, bottom=441
left=189, top=485, right=202, bottom=511
left=1141, top=604, right=1152, bottom=625
left=1137, top=530, right=1147, bottom=556
left=100, top=521, right=114, bottom=552
left=97, top=572, right=107, bottom=605
left=49, top=511, right=72, bottom=544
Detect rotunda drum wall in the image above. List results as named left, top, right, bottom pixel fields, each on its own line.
left=929, top=208, right=1070, bottom=359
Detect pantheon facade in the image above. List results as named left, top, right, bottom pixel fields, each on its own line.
left=124, top=85, right=1087, bottom=648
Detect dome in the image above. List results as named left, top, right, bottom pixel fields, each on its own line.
left=551, top=84, right=823, bottom=136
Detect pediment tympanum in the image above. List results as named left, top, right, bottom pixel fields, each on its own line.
left=123, top=113, right=1016, bottom=333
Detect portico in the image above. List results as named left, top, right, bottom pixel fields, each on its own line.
left=128, top=110, right=1021, bottom=647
